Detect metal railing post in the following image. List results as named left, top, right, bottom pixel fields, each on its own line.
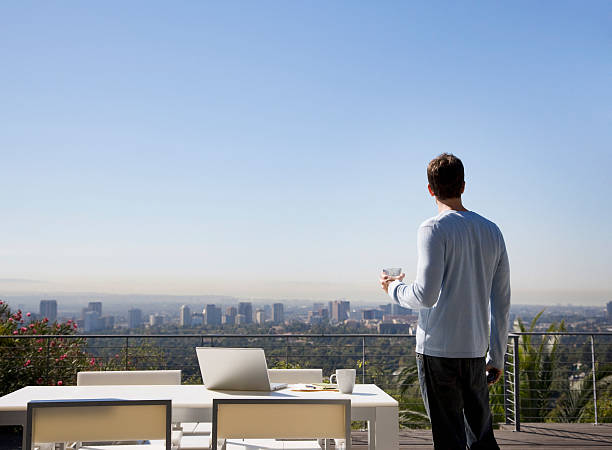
left=361, top=336, right=366, bottom=384
left=285, top=336, right=289, bottom=367
left=45, top=337, right=51, bottom=384
left=124, top=336, right=129, bottom=370
left=591, top=334, right=598, bottom=426
left=513, top=335, right=521, bottom=432
left=503, top=350, right=511, bottom=425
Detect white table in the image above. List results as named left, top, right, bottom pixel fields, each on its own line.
left=0, top=384, right=398, bottom=450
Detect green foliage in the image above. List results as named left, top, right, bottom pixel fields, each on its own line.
left=549, top=362, right=612, bottom=423
left=516, top=310, right=566, bottom=422
left=270, top=360, right=301, bottom=369
left=395, top=364, right=430, bottom=428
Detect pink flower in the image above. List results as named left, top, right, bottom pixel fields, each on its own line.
left=20, top=327, right=27, bottom=332
left=8, top=318, right=13, bottom=322
left=0, top=300, right=3, bottom=304
left=24, top=359, right=31, bottom=367
left=115, top=354, right=120, bottom=358
left=36, top=377, right=43, bottom=384
left=89, top=358, right=96, bottom=366
left=43, top=317, right=49, bottom=323
left=57, top=380, right=63, bottom=386
left=38, top=347, right=43, bottom=352
left=73, top=323, right=78, bottom=329
left=26, top=312, right=31, bottom=317
left=59, top=353, right=67, bottom=361
left=36, top=338, right=43, bottom=343
left=12, top=330, right=18, bottom=335
left=67, top=319, right=72, bottom=324
left=50, top=341, right=55, bottom=347
left=29, top=324, right=35, bottom=328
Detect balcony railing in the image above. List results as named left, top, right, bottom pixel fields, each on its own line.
left=1, top=332, right=611, bottom=430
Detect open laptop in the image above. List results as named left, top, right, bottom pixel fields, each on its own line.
left=196, top=347, right=287, bottom=391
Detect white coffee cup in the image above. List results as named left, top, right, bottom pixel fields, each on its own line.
left=330, top=369, right=356, bottom=394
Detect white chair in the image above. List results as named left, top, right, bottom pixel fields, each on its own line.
left=267, top=369, right=323, bottom=384
left=25, top=399, right=172, bottom=450
left=77, top=369, right=206, bottom=443
left=77, top=370, right=182, bottom=386
left=211, top=399, right=351, bottom=450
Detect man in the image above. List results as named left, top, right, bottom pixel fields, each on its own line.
left=380, top=153, right=510, bottom=449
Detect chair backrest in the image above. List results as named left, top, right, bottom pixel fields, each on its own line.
left=26, top=399, right=171, bottom=450
left=267, top=368, right=323, bottom=384
left=211, top=398, right=350, bottom=449
left=77, top=370, right=181, bottom=386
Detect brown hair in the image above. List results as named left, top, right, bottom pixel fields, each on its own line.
left=427, top=153, right=465, bottom=199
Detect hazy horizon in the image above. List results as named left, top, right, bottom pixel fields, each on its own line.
left=1, top=286, right=609, bottom=309
left=2, top=2, right=610, bottom=303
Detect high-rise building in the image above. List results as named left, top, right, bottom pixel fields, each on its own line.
left=180, top=305, right=192, bottom=327
left=331, top=300, right=350, bottom=323
left=83, top=310, right=102, bottom=332
left=40, top=300, right=58, bottom=322
left=128, top=308, right=142, bottom=329
left=607, top=301, right=612, bottom=320
left=255, top=309, right=265, bottom=325
left=204, top=304, right=222, bottom=326
left=149, top=314, right=164, bottom=327
left=379, top=304, right=392, bottom=315
left=238, top=302, right=253, bottom=324
left=362, top=309, right=383, bottom=321
left=263, top=304, right=272, bottom=321
left=87, top=302, right=102, bottom=315
left=223, top=306, right=237, bottom=325
left=273, top=303, right=284, bottom=324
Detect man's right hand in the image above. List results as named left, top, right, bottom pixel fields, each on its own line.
left=379, top=272, right=405, bottom=294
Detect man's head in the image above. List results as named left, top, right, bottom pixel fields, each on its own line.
left=427, top=153, right=465, bottom=199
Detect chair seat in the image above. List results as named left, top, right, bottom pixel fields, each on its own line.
left=225, top=439, right=321, bottom=450
left=178, top=435, right=212, bottom=449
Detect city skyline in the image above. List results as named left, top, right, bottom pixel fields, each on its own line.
left=1, top=2, right=611, bottom=304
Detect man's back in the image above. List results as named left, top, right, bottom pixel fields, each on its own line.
left=408, top=210, right=510, bottom=367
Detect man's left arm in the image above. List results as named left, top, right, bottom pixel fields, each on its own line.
left=487, top=240, right=511, bottom=372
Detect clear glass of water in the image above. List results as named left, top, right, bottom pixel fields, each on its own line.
left=383, top=268, right=402, bottom=277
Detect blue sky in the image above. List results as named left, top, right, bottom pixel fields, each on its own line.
left=1, top=2, right=611, bottom=304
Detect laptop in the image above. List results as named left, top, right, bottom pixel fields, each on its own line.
left=195, top=347, right=288, bottom=391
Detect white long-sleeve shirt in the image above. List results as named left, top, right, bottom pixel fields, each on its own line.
left=388, top=210, right=511, bottom=369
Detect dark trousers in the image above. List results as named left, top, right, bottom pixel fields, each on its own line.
left=416, top=353, right=499, bottom=450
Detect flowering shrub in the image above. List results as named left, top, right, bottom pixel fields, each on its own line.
left=0, top=300, right=91, bottom=396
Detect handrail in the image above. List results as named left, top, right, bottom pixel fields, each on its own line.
left=2, top=331, right=610, bottom=339
left=0, top=333, right=418, bottom=339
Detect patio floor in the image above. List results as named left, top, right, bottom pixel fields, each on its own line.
left=2, top=423, right=612, bottom=449
left=351, top=423, right=612, bottom=449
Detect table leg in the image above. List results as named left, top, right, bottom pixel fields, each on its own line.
left=367, top=419, right=376, bottom=450
left=373, top=406, right=399, bottom=450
